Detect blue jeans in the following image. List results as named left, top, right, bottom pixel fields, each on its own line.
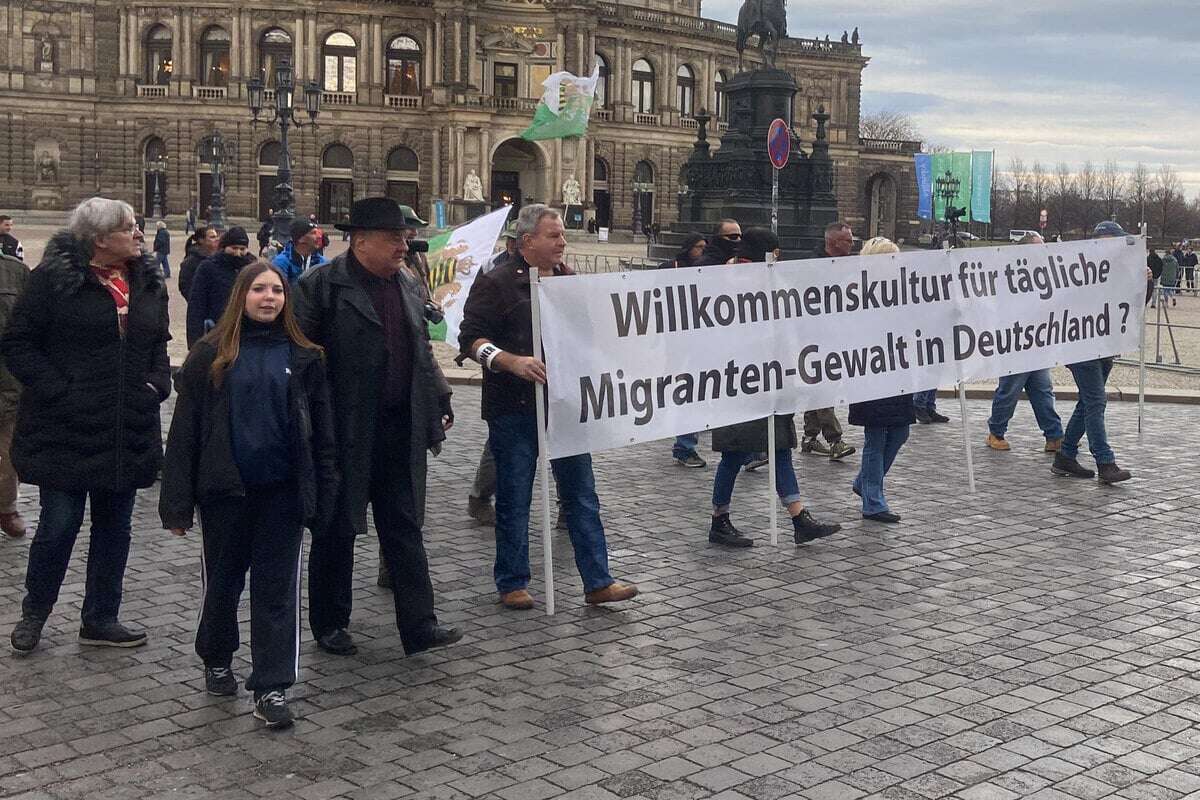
left=672, top=433, right=699, bottom=460
left=1062, top=358, right=1115, bottom=465
left=987, top=370, right=1063, bottom=440
left=22, top=487, right=138, bottom=626
left=853, top=425, right=910, bottom=515
left=157, top=252, right=171, bottom=277
left=711, top=450, right=802, bottom=514
left=913, top=389, right=937, bottom=411
left=488, top=413, right=613, bottom=594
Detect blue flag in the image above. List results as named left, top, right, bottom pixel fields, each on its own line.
left=914, top=154, right=933, bottom=220
left=970, top=150, right=993, bottom=223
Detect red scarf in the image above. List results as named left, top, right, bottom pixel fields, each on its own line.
left=90, top=265, right=130, bottom=336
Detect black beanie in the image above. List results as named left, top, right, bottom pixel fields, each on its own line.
left=219, top=226, right=250, bottom=248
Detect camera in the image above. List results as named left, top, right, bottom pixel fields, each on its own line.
left=408, top=239, right=430, bottom=253
left=423, top=301, right=444, bottom=325
left=946, top=206, right=966, bottom=222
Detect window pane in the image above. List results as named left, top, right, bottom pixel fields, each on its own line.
left=326, top=31, right=355, bottom=47
left=343, top=57, right=356, bottom=92
left=324, top=55, right=339, bottom=90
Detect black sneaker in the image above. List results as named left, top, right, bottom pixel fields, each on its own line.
left=709, top=514, right=754, bottom=548
left=1097, top=463, right=1132, bottom=484
left=204, top=666, right=238, bottom=696
left=11, top=616, right=45, bottom=654
left=1050, top=453, right=1095, bottom=479
left=914, top=407, right=934, bottom=424
left=800, top=437, right=830, bottom=455
left=793, top=509, right=841, bottom=543
left=316, top=628, right=357, bottom=656
left=744, top=453, right=770, bottom=471
left=253, top=690, right=294, bottom=729
left=78, top=621, right=147, bottom=648
left=927, top=411, right=950, bottom=423
left=675, top=452, right=707, bottom=468
left=828, top=441, right=856, bottom=460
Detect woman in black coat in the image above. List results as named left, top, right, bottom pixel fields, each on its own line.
left=848, top=237, right=914, bottom=523
left=3, top=198, right=171, bottom=654
left=707, top=228, right=842, bottom=548
left=185, top=227, right=254, bottom=348
left=161, top=260, right=337, bottom=729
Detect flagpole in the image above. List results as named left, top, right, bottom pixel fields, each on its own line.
left=765, top=252, right=778, bottom=545
left=530, top=269, right=556, bottom=616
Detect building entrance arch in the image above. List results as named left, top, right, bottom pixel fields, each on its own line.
left=490, top=138, right=547, bottom=216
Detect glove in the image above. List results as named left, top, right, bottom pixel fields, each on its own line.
left=439, top=393, right=454, bottom=426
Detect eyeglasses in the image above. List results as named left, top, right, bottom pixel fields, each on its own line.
left=720, top=233, right=742, bottom=241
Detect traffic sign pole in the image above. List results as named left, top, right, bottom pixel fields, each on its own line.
left=771, top=168, right=779, bottom=235
left=766, top=118, right=790, bottom=238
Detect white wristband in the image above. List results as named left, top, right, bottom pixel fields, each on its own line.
left=477, top=343, right=503, bottom=371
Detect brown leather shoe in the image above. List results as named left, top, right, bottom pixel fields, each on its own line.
left=0, top=512, right=26, bottom=539
left=585, top=582, right=639, bottom=605
left=499, top=589, right=534, bottom=610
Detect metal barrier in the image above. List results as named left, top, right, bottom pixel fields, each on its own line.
left=565, top=254, right=659, bottom=274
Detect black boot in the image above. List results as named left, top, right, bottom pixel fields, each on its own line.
left=1051, top=453, right=1095, bottom=479
left=708, top=514, right=754, bottom=548
left=793, top=509, right=840, bottom=543
left=914, top=407, right=933, bottom=424
left=1097, top=462, right=1132, bottom=484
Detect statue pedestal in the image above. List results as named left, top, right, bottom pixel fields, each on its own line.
left=30, top=187, right=62, bottom=211
left=563, top=204, right=584, bottom=229
left=449, top=199, right=490, bottom=225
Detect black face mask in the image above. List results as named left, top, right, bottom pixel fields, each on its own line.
left=714, top=236, right=739, bottom=258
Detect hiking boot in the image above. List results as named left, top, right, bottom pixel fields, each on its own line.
left=78, top=621, right=147, bottom=648
left=204, top=666, right=238, bottom=696
left=744, top=453, right=770, bottom=471
left=0, top=512, right=27, bottom=538
left=708, top=514, right=754, bottom=548
left=914, top=407, right=934, bottom=424
left=253, top=690, right=294, bottom=729
left=585, top=582, right=639, bottom=605
left=828, top=441, right=856, bottom=460
left=675, top=452, right=707, bottom=468
left=1050, top=453, right=1094, bottom=479
left=800, top=437, right=830, bottom=456
left=10, top=617, right=44, bottom=654
left=1097, top=463, right=1132, bottom=484
left=864, top=511, right=901, bottom=523
left=467, top=495, right=496, bottom=526
left=792, top=509, right=840, bottom=543
left=927, top=410, right=950, bottom=423
left=500, top=589, right=535, bottom=610
left=1044, top=438, right=1062, bottom=453
left=986, top=433, right=1011, bottom=451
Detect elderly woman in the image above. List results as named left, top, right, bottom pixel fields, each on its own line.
left=4, top=197, right=171, bottom=654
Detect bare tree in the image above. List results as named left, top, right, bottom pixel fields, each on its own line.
left=859, top=110, right=921, bottom=141
left=1098, top=160, right=1126, bottom=220
left=1008, top=157, right=1030, bottom=228
left=1077, top=161, right=1099, bottom=226
left=1151, top=164, right=1186, bottom=239
left=1030, top=161, right=1049, bottom=229
left=1128, top=162, right=1151, bottom=229
left=1047, top=162, right=1078, bottom=236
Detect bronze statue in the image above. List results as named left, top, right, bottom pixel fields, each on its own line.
left=736, top=0, right=787, bottom=68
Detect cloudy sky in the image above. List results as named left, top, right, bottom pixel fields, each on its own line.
left=703, top=0, right=1199, bottom=196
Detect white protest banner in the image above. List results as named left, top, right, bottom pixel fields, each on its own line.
left=426, top=205, right=511, bottom=344
left=539, top=237, right=1146, bottom=459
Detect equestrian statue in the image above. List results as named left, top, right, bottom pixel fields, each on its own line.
left=736, top=0, right=787, bottom=68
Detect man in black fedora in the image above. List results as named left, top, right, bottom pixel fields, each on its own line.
left=294, top=197, right=461, bottom=657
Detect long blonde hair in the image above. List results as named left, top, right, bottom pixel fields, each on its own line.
left=208, top=260, right=322, bottom=388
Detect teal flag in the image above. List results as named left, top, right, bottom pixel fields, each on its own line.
left=931, top=152, right=972, bottom=221
left=970, top=150, right=993, bottom=223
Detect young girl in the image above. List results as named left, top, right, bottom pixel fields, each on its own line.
left=160, top=261, right=337, bottom=729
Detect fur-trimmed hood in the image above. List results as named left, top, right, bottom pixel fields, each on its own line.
left=38, top=230, right=165, bottom=296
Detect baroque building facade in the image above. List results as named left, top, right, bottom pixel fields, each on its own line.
left=0, top=0, right=920, bottom=240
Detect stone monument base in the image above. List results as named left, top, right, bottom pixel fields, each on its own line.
left=30, top=187, right=62, bottom=211
left=449, top=199, right=490, bottom=225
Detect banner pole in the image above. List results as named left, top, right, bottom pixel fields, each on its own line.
left=1138, top=231, right=1147, bottom=436
left=765, top=251, right=778, bottom=544
left=530, top=269, right=556, bottom=616
left=957, top=381, right=976, bottom=493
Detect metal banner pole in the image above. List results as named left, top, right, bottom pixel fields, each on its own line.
left=530, top=270, right=556, bottom=616
left=957, top=382, right=976, bottom=493
left=1138, top=230, right=1148, bottom=435
left=765, top=251, right=778, bottom=544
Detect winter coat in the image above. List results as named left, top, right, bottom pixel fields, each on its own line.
left=848, top=394, right=916, bottom=428
left=185, top=251, right=254, bottom=347
left=153, top=228, right=170, bottom=256
left=293, top=251, right=448, bottom=536
left=272, top=242, right=327, bottom=284
left=257, top=222, right=273, bottom=250
left=0, top=253, right=29, bottom=416
left=1, top=231, right=171, bottom=492
left=694, top=239, right=738, bottom=266
left=179, top=245, right=209, bottom=300
left=159, top=334, right=339, bottom=532
left=711, top=414, right=798, bottom=453
left=1161, top=254, right=1179, bottom=287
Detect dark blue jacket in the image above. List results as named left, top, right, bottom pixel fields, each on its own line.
left=226, top=322, right=291, bottom=486
left=186, top=251, right=253, bottom=348
left=849, top=394, right=917, bottom=428
left=272, top=242, right=327, bottom=284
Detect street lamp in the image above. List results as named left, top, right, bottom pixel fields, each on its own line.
left=935, top=170, right=962, bottom=248
left=148, top=154, right=168, bottom=220
left=248, top=58, right=320, bottom=243
left=199, top=130, right=232, bottom=231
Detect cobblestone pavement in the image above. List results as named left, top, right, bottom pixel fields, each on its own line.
left=2, top=388, right=1199, bottom=800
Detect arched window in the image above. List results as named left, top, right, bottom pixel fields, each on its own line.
left=196, top=136, right=216, bottom=165
left=144, top=136, right=167, bottom=164
left=595, top=53, right=610, bottom=109
left=386, top=146, right=419, bottom=172
left=634, top=160, right=654, bottom=185
left=259, top=28, right=293, bottom=87
left=714, top=70, right=729, bottom=121
left=676, top=64, right=695, bottom=117
left=322, top=143, right=354, bottom=170
left=258, top=141, right=282, bottom=167
left=322, top=31, right=357, bottom=92
left=632, top=59, right=654, bottom=114
left=198, top=26, right=230, bottom=87
left=386, top=36, right=421, bottom=95
left=593, top=157, right=609, bottom=184
left=144, top=24, right=173, bottom=85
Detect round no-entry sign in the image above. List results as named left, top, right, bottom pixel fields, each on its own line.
left=767, top=118, right=790, bottom=169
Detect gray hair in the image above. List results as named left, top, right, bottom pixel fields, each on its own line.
left=860, top=236, right=898, bottom=256
left=514, top=204, right=561, bottom=241
left=67, top=197, right=136, bottom=242
left=1018, top=233, right=1044, bottom=245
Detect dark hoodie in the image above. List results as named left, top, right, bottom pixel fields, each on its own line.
left=186, top=250, right=254, bottom=347
left=694, top=234, right=740, bottom=266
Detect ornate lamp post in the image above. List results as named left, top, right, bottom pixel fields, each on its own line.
left=934, top=169, right=962, bottom=247
left=148, top=153, right=168, bottom=219
left=247, top=59, right=320, bottom=243
left=200, top=130, right=231, bottom=231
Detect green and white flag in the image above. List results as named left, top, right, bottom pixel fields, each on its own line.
left=520, top=64, right=600, bottom=141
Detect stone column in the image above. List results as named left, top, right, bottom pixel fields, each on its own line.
left=555, top=31, right=564, bottom=71
left=467, top=20, right=476, bottom=87
left=454, top=126, right=465, bottom=198
left=433, top=17, right=442, bottom=84
left=373, top=20, right=383, bottom=88
left=294, top=14, right=305, bottom=82
left=360, top=19, right=370, bottom=91
left=230, top=10, right=240, bottom=82
left=452, top=19, right=461, bottom=83
left=553, top=138, right=562, bottom=205
left=308, top=16, right=318, bottom=83
left=576, top=29, right=585, bottom=74
left=131, top=8, right=141, bottom=82
left=479, top=128, right=490, bottom=197
left=119, top=10, right=128, bottom=76
left=431, top=126, right=441, bottom=202
left=424, top=20, right=434, bottom=86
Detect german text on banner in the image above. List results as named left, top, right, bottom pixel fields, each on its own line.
left=538, top=238, right=1146, bottom=459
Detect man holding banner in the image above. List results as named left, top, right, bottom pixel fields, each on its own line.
left=459, top=204, right=638, bottom=611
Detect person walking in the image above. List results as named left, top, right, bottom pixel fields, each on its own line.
left=152, top=220, right=172, bottom=277
left=460, top=204, right=639, bottom=610
left=660, top=232, right=709, bottom=468
left=186, top=227, right=254, bottom=348
left=294, top=197, right=460, bottom=657
left=185, top=206, right=197, bottom=235
left=0, top=248, right=29, bottom=539
left=4, top=197, right=171, bottom=654
left=1182, top=247, right=1197, bottom=295
left=1159, top=249, right=1179, bottom=307
left=706, top=228, right=842, bottom=547
left=272, top=218, right=327, bottom=284
left=0, top=214, right=25, bottom=261
left=161, top=261, right=337, bottom=729
left=848, top=238, right=914, bottom=523
left=179, top=226, right=220, bottom=301
left=804, top=222, right=860, bottom=454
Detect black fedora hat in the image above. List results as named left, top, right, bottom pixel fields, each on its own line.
left=334, top=197, right=413, bottom=232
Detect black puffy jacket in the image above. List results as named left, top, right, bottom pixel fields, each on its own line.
left=848, top=394, right=916, bottom=427
left=1, top=231, right=171, bottom=493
